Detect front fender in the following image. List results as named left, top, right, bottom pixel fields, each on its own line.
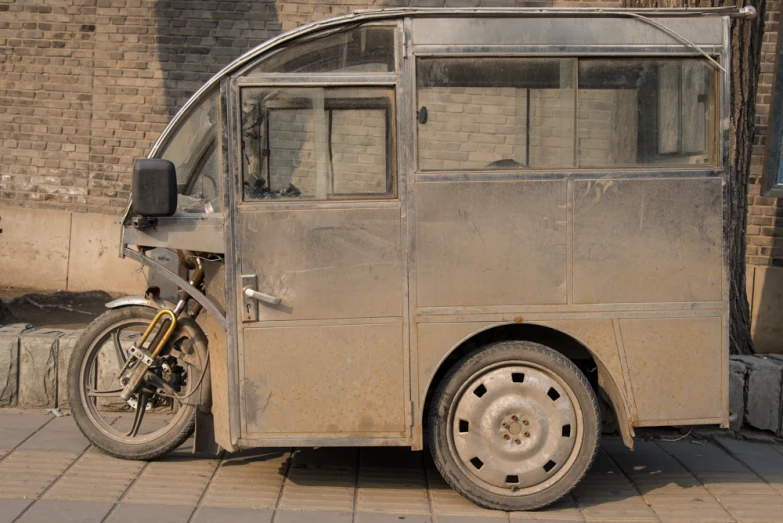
left=105, top=296, right=177, bottom=311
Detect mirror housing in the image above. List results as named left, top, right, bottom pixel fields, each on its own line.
left=132, top=159, right=177, bottom=217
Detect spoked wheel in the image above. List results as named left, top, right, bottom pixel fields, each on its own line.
left=68, top=306, right=209, bottom=460
left=428, top=340, right=600, bottom=511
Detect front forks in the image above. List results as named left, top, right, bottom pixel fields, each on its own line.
left=119, top=309, right=178, bottom=401
left=118, top=252, right=206, bottom=403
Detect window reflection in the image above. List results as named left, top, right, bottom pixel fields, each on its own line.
left=241, top=87, right=395, bottom=201
left=248, top=25, right=396, bottom=74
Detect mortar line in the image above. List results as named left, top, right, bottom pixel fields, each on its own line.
left=186, top=450, right=227, bottom=523
left=351, top=447, right=361, bottom=523
left=269, top=447, right=294, bottom=523
left=600, top=446, right=662, bottom=523
left=421, top=452, right=437, bottom=523
left=13, top=441, right=93, bottom=523
left=653, top=440, right=739, bottom=523
left=713, top=437, right=783, bottom=497
left=0, top=414, right=55, bottom=463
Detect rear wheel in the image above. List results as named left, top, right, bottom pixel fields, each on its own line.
left=68, top=306, right=209, bottom=460
left=428, top=340, right=599, bottom=511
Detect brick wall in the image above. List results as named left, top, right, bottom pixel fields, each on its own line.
left=748, top=0, right=783, bottom=269
left=1, top=0, right=779, bottom=265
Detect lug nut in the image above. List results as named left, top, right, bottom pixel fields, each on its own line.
left=503, top=434, right=510, bottom=440
left=525, top=432, right=530, bottom=438
left=511, top=415, right=518, bottom=421
left=502, top=422, right=507, bottom=427
left=515, top=439, right=521, bottom=444
left=523, top=420, right=529, bottom=426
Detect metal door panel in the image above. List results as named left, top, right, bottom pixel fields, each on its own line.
left=415, top=180, right=568, bottom=307
left=619, top=317, right=723, bottom=423
left=239, top=207, right=403, bottom=321
left=573, top=177, right=723, bottom=304
left=242, top=322, right=406, bottom=436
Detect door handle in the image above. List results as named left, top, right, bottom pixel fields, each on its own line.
left=243, top=287, right=282, bottom=306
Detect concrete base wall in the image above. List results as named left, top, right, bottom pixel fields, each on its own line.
left=0, top=208, right=146, bottom=295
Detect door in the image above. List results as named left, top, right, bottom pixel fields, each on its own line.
left=232, top=83, right=409, bottom=441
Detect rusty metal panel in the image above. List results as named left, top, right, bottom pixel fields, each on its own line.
left=201, top=261, right=234, bottom=451
left=242, top=323, right=406, bottom=436
left=573, top=178, right=722, bottom=304
left=619, top=317, right=723, bottom=423
left=122, top=215, right=225, bottom=254
left=411, top=17, right=724, bottom=47
left=415, top=181, right=567, bottom=307
left=238, top=207, right=402, bottom=321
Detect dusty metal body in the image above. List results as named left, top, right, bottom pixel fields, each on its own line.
left=119, top=8, right=737, bottom=452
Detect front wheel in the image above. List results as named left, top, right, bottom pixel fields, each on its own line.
left=68, top=306, right=209, bottom=460
left=428, top=340, right=600, bottom=511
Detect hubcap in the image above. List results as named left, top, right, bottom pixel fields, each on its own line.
left=448, top=363, right=581, bottom=495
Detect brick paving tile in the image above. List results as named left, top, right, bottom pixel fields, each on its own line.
left=0, top=499, right=32, bottom=523
left=715, top=437, right=783, bottom=496
left=200, top=448, right=289, bottom=510
left=354, top=512, right=432, bottom=522
left=0, top=450, right=80, bottom=499
left=105, top=503, right=194, bottom=523
left=18, top=499, right=113, bottom=523
left=0, top=410, right=781, bottom=523
left=18, top=417, right=89, bottom=453
left=191, top=506, right=274, bottom=523
left=659, top=440, right=783, bottom=523
left=43, top=448, right=145, bottom=503
left=275, top=510, right=354, bottom=523
left=602, top=438, right=732, bottom=523
left=572, top=451, right=659, bottom=522
left=121, top=457, right=219, bottom=506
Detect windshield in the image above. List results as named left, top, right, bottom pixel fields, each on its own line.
left=157, top=90, right=220, bottom=213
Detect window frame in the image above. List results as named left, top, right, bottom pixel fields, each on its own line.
left=763, top=26, right=783, bottom=197
left=413, top=54, right=721, bottom=174
left=240, top=86, right=397, bottom=202
left=235, top=22, right=402, bottom=77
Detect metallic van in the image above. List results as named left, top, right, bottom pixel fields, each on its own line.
left=68, top=6, right=754, bottom=510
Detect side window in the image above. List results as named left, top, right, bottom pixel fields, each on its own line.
left=416, top=57, right=717, bottom=171
left=241, top=87, right=395, bottom=201
left=416, top=58, right=576, bottom=171
left=578, top=59, right=716, bottom=167
left=158, top=91, right=220, bottom=213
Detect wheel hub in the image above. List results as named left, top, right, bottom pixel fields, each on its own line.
left=449, top=364, right=580, bottom=495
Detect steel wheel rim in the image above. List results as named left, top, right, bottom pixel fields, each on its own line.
left=78, top=318, right=196, bottom=444
left=447, top=361, right=584, bottom=496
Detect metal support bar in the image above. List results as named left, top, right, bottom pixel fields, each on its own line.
left=123, top=247, right=228, bottom=330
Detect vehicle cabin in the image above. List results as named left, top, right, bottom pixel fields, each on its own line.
left=74, top=7, right=740, bottom=511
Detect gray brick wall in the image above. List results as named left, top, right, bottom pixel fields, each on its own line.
left=3, top=0, right=780, bottom=271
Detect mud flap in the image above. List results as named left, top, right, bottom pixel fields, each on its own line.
left=194, top=409, right=221, bottom=455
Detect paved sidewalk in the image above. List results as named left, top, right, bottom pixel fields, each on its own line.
left=0, top=411, right=782, bottom=523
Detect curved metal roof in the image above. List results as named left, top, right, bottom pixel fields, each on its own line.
left=147, top=5, right=750, bottom=158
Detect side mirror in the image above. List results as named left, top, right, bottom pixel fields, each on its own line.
left=132, top=159, right=177, bottom=217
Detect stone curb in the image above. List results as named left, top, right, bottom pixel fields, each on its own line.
left=731, top=354, right=783, bottom=437
left=0, top=323, right=82, bottom=409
